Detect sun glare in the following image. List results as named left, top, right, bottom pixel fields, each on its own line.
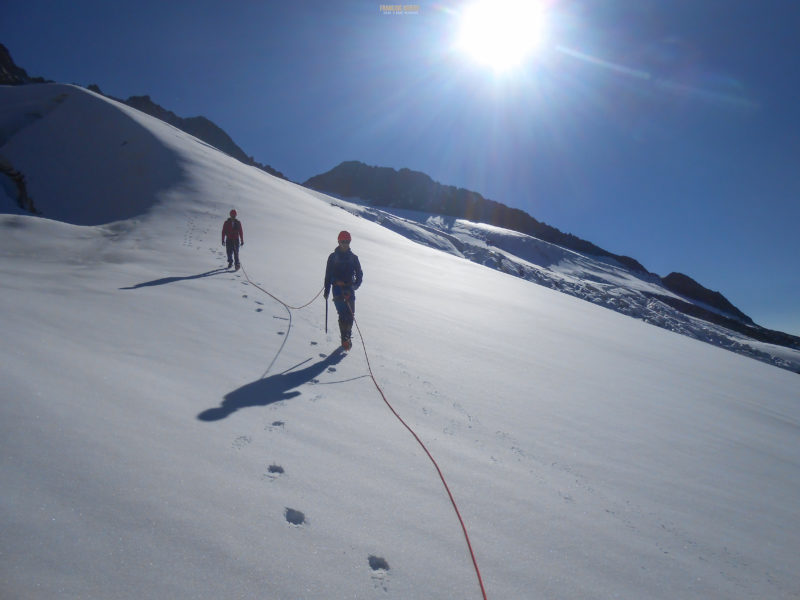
left=457, top=0, right=546, bottom=73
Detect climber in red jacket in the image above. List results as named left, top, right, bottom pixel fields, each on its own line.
left=221, top=209, right=244, bottom=269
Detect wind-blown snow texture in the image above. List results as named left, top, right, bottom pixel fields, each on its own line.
left=1, top=84, right=799, bottom=600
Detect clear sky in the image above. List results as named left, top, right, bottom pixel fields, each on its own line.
left=2, top=0, right=799, bottom=336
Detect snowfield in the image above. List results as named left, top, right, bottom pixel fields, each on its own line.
left=1, top=84, right=799, bottom=600
left=321, top=199, right=800, bottom=374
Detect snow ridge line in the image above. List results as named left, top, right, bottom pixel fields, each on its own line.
left=240, top=262, right=488, bottom=599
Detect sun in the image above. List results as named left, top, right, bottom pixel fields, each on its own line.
left=456, top=0, right=546, bottom=73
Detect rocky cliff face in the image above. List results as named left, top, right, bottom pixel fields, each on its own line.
left=0, top=45, right=45, bottom=212
left=0, top=44, right=48, bottom=85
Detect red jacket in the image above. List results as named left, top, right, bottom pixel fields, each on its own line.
left=221, top=218, right=243, bottom=244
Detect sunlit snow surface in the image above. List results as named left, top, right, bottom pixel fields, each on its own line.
left=317, top=198, right=800, bottom=373
left=2, top=84, right=799, bottom=600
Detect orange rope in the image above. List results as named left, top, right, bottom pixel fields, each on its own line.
left=239, top=263, right=488, bottom=599
left=348, top=302, right=488, bottom=600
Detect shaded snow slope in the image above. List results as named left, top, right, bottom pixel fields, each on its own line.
left=1, top=84, right=190, bottom=224
left=1, top=84, right=799, bottom=600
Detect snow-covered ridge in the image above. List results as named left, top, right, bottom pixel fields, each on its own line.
left=2, top=84, right=799, bottom=600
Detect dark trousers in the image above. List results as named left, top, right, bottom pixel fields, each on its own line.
left=225, top=239, right=240, bottom=266
left=333, top=295, right=355, bottom=340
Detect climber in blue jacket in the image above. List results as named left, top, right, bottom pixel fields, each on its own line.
left=323, top=230, right=363, bottom=350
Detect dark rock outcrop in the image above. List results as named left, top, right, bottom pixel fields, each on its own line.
left=661, top=272, right=752, bottom=324
left=648, top=290, right=800, bottom=350
left=0, top=155, right=37, bottom=213
left=0, top=43, right=48, bottom=85
left=656, top=272, right=799, bottom=349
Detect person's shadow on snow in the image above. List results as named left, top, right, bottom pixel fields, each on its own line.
left=197, top=349, right=347, bottom=422
left=120, top=268, right=228, bottom=290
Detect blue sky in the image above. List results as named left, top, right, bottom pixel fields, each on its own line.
left=3, top=0, right=799, bottom=336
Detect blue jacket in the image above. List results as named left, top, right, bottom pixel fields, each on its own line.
left=324, top=247, right=363, bottom=299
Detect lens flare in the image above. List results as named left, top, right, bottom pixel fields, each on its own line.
left=457, top=0, right=546, bottom=72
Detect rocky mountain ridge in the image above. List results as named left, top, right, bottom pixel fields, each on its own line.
left=305, top=160, right=648, bottom=273
left=303, top=161, right=771, bottom=331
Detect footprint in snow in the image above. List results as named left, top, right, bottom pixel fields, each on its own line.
left=369, top=555, right=390, bottom=592
left=264, top=464, right=284, bottom=481
left=232, top=435, right=252, bottom=449
left=368, top=555, right=389, bottom=571
left=284, top=508, right=306, bottom=526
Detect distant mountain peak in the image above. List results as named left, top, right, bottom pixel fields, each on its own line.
left=661, top=272, right=752, bottom=324
left=304, top=160, right=648, bottom=273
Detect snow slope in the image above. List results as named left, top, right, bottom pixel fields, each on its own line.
left=313, top=199, right=800, bottom=373
left=1, top=84, right=799, bottom=600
